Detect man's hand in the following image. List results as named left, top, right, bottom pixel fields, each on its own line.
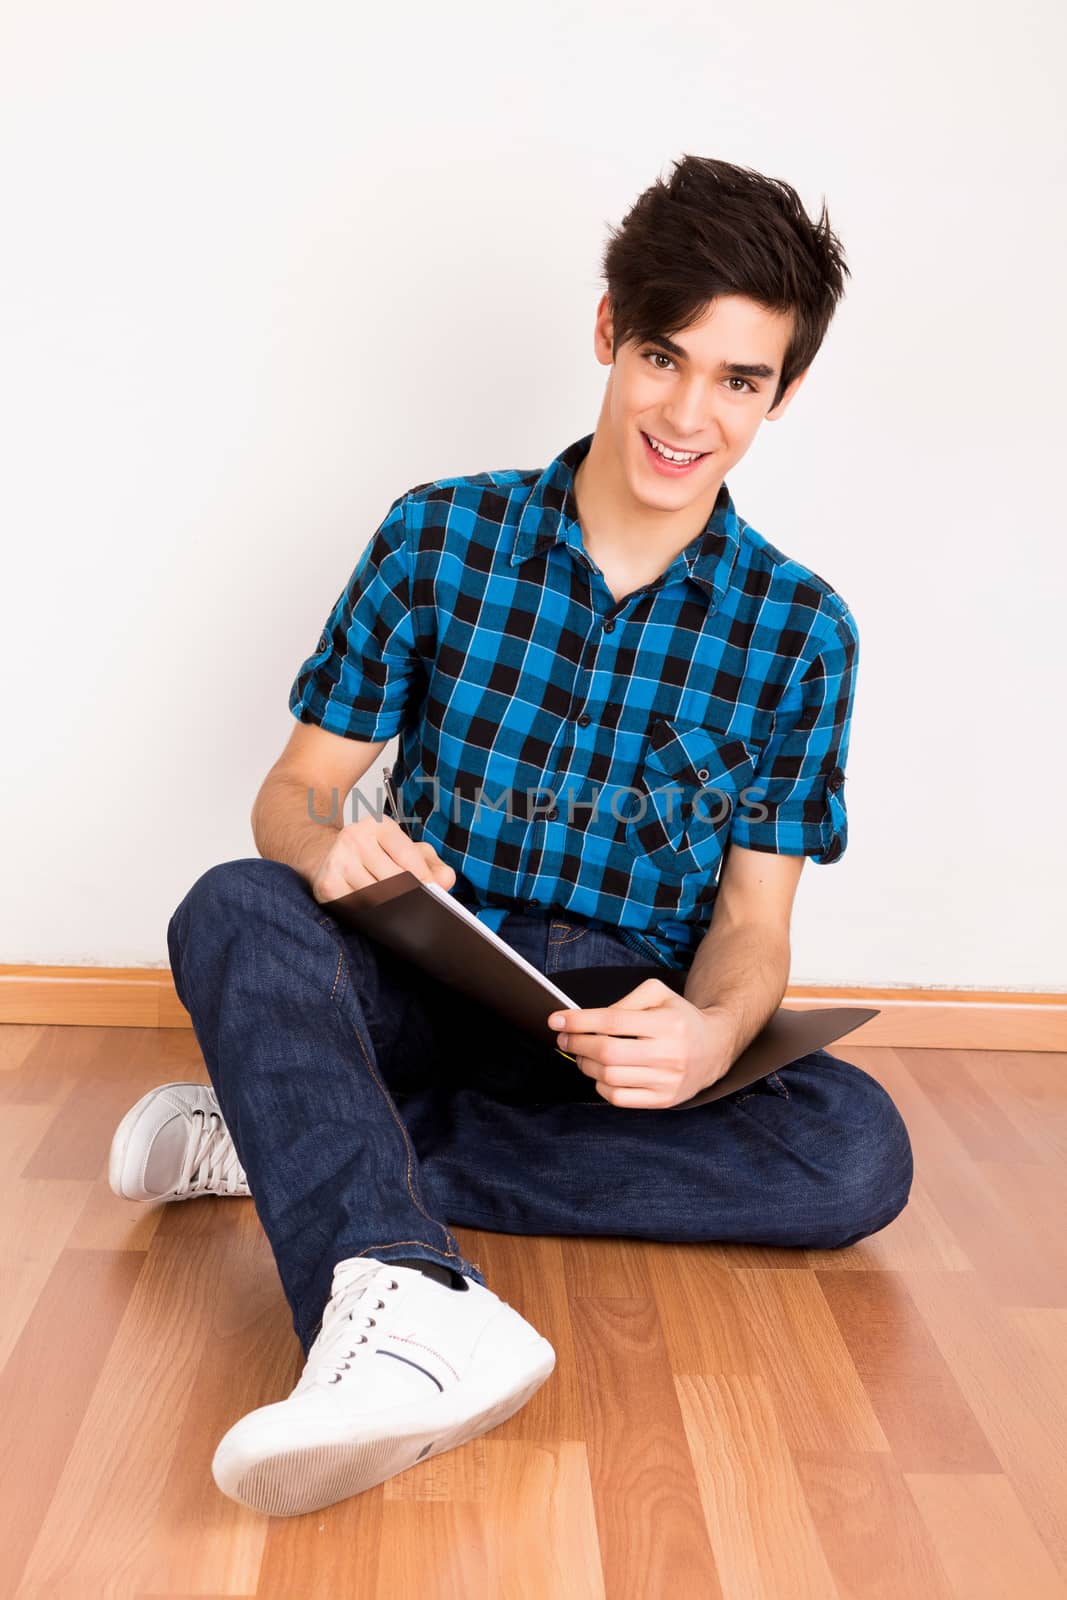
left=548, top=979, right=739, bottom=1109
left=309, top=817, right=456, bottom=905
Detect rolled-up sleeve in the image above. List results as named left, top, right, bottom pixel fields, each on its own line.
left=728, top=608, right=858, bottom=864
left=288, top=494, right=422, bottom=741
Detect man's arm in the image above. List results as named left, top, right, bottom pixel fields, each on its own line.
left=251, top=721, right=388, bottom=889
left=682, top=843, right=805, bottom=1057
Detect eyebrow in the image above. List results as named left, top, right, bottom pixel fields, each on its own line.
left=644, top=335, right=777, bottom=381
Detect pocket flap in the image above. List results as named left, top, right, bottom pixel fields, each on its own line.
left=645, top=719, right=755, bottom=791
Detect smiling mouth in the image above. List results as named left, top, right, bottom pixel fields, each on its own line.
left=640, top=431, right=710, bottom=471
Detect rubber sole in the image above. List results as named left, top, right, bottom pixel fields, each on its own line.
left=214, top=1340, right=556, bottom=1517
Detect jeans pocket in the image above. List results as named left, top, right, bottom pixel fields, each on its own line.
left=733, top=1070, right=791, bottom=1104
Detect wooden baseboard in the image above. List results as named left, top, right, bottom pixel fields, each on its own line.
left=0, top=965, right=1064, bottom=1049
left=0, top=966, right=189, bottom=1028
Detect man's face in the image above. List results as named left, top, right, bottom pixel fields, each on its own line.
left=590, top=293, right=806, bottom=515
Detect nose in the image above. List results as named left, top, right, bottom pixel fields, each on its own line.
left=662, top=384, right=718, bottom=444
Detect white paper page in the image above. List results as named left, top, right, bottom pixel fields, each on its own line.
left=421, top=882, right=579, bottom=1008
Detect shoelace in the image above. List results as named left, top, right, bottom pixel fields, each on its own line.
left=175, top=1107, right=248, bottom=1196
left=308, top=1260, right=402, bottom=1386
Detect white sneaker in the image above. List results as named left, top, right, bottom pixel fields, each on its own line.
left=108, top=1081, right=250, bottom=1202
left=211, top=1257, right=557, bottom=1516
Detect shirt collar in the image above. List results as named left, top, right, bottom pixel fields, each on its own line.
left=511, top=432, right=742, bottom=604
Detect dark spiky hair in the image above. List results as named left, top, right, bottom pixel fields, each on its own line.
left=600, top=155, right=851, bottom=409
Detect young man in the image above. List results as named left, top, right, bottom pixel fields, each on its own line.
left=109, top=156, right=913, bottom=1517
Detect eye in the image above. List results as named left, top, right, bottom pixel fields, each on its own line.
left=641, top=351, right=757, bottom=392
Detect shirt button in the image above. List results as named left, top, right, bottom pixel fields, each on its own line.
left=544, top=808, right=558, bottom=822
left=526, top=898, right=541, bottom=909
left=697, top=768, right=710, bottom=781
left=577, top=712, right=592, bottom=727
left=603, top=618, right=616, bottom=632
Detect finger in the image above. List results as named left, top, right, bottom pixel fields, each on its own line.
left=557, top=1007, right=661, bottom=1040
left=585, top=1062, right=675, bottom=1090
left=316, top=841, right=377, bottom=898
left=596, top=1081, right=668, bottom=1109
left=597, top=978, right=676, bottom=1019
left=556, top=980, right=675, bottom=1036
left=568, top=1036, right=667, bottom=1070
left=574, top=1047, right=673, bottom=1086
left=556, top=1009, right=609, bottom=1036
left=416, top=842, right=456, bottom=882
left=366, top=824, right=444, bottom=884
left=316, top=860, right=375, bottom=900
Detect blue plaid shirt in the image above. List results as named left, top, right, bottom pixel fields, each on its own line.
left=289, top=433, right=858, bottom=968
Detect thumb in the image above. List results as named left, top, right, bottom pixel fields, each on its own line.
left=621, top=977, right=674, bottom=1006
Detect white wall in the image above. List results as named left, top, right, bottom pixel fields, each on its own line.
left=2, top=0, right=1063, bottom=989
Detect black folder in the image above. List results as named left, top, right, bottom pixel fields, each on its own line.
left=320, top=872, right=879, bottom=1112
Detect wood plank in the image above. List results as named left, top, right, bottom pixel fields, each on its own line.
left=0, top=1249, right=145, bottom=1599
left=901, top=1269, right=1067, bottom=1581
left=731, top=1269, right=888, bottom=1453
left=818, top=1270, right=1000, bottom=1473
left=15, top=1231, right=264, bottom=1596
left=960, top=1050, right=1067, bottom=1168
left=569, top=1293, right=723, bottom=1597
left=676, top=1374, right=837, bottom=1597
left=906, top=1471, right=1065, bottom=1599
left=795, top=1451, right=955, bottom=1597
left=858, top=1050, right=1067, bottom=1305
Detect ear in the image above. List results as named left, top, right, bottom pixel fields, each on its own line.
left=764, top=366, right=810, bottom=421
left=593, top=292, right=616, bottom=366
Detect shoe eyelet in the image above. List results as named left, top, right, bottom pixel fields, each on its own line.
left=358, top=1334, right=368, bottom=1343
left=328, top=1373, right=341, bottom=1384
left=387, top=1279, right=398, bottom=1290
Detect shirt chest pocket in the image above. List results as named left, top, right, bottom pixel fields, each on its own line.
left=623, top=718, right=759, bottom=878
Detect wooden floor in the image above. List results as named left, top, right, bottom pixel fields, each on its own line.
left=0, top=1023, right=1064, bottom=1600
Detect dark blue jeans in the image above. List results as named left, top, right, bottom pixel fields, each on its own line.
left=167, top=858, right=913, bottom=1355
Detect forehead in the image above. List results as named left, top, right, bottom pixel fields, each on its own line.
left=653, top=296, right=794, bottom=368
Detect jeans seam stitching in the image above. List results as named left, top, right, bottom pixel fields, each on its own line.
left=343, top=1017, right=463, bottom=1262
left=318, top=925, right=462, bottom=1265
left=350, top=1241, right=460, bottom=1261
left=168, top=916, right=187, bottom=1007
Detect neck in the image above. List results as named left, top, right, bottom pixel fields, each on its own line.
left=573, top=426, right=725, bottom=577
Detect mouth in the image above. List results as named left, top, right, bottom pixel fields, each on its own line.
left=640, top=430, right=710, bottom=477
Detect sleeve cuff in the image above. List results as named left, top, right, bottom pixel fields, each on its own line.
left=729, top=769, right=848, bottom=864
left=288, top=700, right=405, bottom=742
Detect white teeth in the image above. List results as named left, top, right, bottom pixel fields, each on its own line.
left=647, top=434, right=702, bottom=463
